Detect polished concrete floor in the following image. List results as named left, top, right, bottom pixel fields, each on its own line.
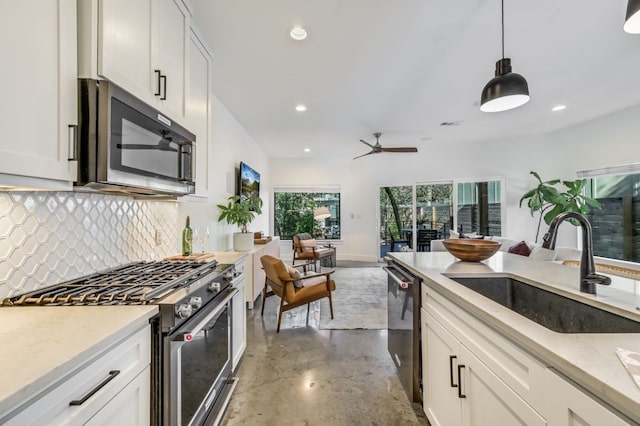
left=221, top=265, right=429, bottom=426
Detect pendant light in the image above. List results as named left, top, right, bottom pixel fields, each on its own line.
left=480, top=0, right=530, bottom=112
left=624, top=0, right=640, bottom=33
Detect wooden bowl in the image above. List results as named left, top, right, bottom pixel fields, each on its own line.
left=442, top=239, right=501, bottom=262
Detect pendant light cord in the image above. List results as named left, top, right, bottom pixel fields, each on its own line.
left=501, top=0, right=505, bottom=59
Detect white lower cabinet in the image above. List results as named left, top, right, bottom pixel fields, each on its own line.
left=422, top=282, right=636, bottom=426
left=4, top=325, right=151, bottom=426
left=247, top=237, right=281, bottom=309
left=231, top=256, right=249, bottom=371
left=542, top=368, right=634, bottom=426
left=85, top=366, right=150, bottom=426
left=422, top=308, right=545, bottom=426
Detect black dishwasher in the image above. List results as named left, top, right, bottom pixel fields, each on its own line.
left=384, top=260, right=422, bottom=404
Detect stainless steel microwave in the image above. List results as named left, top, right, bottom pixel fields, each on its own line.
left=75, top=79, right=195, bottom=197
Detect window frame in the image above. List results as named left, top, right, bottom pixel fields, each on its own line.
left=272, top=185, right=342, bottom=242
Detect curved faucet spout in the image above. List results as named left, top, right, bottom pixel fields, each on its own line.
left=541, top=212, right=611, bottom=294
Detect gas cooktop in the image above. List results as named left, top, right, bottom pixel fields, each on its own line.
left=2, top=260, right=233, bottom=307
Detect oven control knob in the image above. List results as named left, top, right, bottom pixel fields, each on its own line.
left=189, top=296, right=202, bottom=310
left=208, top=282, right=220, bottom=292
left=175, top=303, right=193, bottom=319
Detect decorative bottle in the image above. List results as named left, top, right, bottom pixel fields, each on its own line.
left=182, top=216, right=193, bottom=256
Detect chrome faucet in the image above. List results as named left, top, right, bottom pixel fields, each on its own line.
left=542, top=211, right=611, bottom=294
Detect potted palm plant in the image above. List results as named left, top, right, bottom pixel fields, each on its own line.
left=217, top=195, right=263, bottom=251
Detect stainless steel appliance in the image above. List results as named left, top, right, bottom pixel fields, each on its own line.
left=384, top=259, right=422, bottom=404
left=3, top=260, right=237, bottom=425
left=76, top=79, right=196, bottom=197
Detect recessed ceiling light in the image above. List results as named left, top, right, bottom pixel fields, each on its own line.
left=552, top=105, right=566, bottom=112
left=290, top=26, right=308, bottom=41
left=295, top=104, right=307, bottom=112
left=304, top=148, right=311, bottom=153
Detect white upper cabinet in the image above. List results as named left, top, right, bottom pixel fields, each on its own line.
left=186, top=28, right=213, bottom=197
left=0, top=0, right=78, bottom=188
left=81, top=0, right=191, bottom=123
left=154, top=0, right=190, bottom=119
left=96, top=0, right=154, bottom=102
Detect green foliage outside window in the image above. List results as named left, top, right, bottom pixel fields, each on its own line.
left=274, top=192, right=340, bottom=240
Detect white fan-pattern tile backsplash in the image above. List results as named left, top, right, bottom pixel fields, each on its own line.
left=0, top=192, right=177, bottom=299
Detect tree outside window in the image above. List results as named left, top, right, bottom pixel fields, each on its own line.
left=274, top=192, right=341, bottom=240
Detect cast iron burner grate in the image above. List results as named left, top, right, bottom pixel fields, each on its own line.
left=2, top=261, right=220, bottom=306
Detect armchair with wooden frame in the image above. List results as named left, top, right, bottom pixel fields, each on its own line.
left=292, top=233, right=336, bottom=271
left=260, top=254, right=336, bottom=332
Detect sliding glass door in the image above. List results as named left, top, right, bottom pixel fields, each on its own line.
left=379, top=178, right=503, bottom=258
left=379, top=186, right=413, bottom=258
left=456, top=180, right=503, bottom=236
left=379, top=182, right=454, bottom=257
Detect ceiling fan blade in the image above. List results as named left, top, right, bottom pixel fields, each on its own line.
left=353, top=151, right=376, bottom=160
left=359, top=139, right=375, bottom=148
left=380, top=147, right=418, bottom=153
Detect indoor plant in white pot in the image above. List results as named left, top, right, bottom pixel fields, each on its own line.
left=217, top=195, right=263, bottom=251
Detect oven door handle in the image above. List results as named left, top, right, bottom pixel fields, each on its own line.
left=383, top=266, right=412, bottom=289
left=173, top=288, right=238, bottom=343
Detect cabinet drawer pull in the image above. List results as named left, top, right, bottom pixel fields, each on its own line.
left=160, top=74, right=167, bottom=100
left=69, top=370, right=120, bottom=406
left=457, top=365, right=466, bottom=398
left=449, top=355, right=457, bottom=388
left=154, top=70, right=162, bottom=96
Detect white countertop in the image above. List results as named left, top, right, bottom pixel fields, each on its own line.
left=388, top=251, right=640, bottom=423
left=211, top=251, right=250, bottom=265
left=0, top=305, right=158, bottom=417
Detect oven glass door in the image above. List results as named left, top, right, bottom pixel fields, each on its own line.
left=172, top=300, right=232, bottom=426
left=110, top=97, right=192, bottom=182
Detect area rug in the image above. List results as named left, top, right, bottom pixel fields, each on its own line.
left=319, top=267, right=388, bottom=330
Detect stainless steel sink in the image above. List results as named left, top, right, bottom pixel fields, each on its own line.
left=449, top=276, right=640, bottom=333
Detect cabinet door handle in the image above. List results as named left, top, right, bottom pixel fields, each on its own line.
left=449, top=355, right=457, bottom=388
left=160, top=74, right=167, bottom=100
left=67, top=124, right=78, bottom=161
left=154, top=70, right=162, bottom=96
left=457, top=364, right=466, bottom=398
left=69, top=370, right=120, bottom=406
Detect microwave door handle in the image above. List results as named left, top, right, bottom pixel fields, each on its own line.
left=178, top=141, right=194, bottom=183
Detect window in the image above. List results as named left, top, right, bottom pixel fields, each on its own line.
left=274, top=189, right=341, bottom=240
left=581, top=164, right=640, bottom=262
left=455, top=179, right=502, bottom=236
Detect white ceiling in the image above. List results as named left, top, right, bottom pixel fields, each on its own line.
left=191, top=0, right=640, bottom=159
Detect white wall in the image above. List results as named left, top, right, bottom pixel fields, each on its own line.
left=270, top=105, right=640, bottom=261
left=179, top=94, right=270, bottom=251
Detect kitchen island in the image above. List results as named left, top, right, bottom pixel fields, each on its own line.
left=388, top=251, right=640, bottom=425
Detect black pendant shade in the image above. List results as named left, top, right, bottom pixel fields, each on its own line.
left=625, top=0, right=640, bottom=33
left=480, top=58, right=530, bottom=112
left=480, top=0, right=530, bottom=113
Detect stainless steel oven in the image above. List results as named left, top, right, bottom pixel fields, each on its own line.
left=162, top=287, right=237, bottom=426
left=384, top=259, right=422, bottom=404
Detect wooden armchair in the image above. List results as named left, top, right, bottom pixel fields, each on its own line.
left=260, top=254, right=336, bottom=332
left=292, top=233, right=336, bottom=271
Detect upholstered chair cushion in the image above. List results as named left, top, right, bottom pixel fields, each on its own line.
left=287, top=266, right=304, bottom=288
left=300, top=239, right=318, bottom=252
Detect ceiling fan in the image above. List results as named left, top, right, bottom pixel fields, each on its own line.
left=354, top=132, right=417, bottom=160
